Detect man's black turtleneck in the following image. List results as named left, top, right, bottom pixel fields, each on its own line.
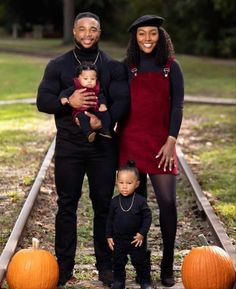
left=37, top=41, right=130, bottom=145
left=73, top=40, right=99, bottom=63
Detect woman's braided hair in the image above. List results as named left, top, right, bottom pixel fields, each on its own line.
left=126, top=27, right=175, bottom=68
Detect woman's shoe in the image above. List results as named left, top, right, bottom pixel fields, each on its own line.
left=161, top=274, right=175, bottom=287
left=111, top=280, right=125, bottom=289
left=57, top=274, right=74, bottom=287
left=98, top=269, right=113, bottom=287
left=140, top=283, right=153, bottom=289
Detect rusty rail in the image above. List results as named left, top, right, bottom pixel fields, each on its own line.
left=177, top=145, right=236, bottom=269
left=0, top=140, right=235, bottom=287
left=0, top=137, right=55, bottom=285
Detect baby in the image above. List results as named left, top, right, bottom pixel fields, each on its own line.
left=60, top=62, right=112, bottom=143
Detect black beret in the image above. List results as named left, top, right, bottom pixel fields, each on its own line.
left=128, top=15, right=164, bottom=32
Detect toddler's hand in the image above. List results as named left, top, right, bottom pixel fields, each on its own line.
left=131, top=233, right=144, bottom=247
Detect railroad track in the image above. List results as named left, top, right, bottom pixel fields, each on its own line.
left=0, top=135, right=235, bottom=289
left=1, top=95, right=236, bottom=106
left=0, top=96, right=235, bottom=288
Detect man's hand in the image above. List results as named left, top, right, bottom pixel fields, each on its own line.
left=107, top=238, right=115, bottom=251
left=69, top=88, right=97, bottom=109
left=131, top=233, right=144, bottom=247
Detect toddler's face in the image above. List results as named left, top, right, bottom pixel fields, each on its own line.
left=116, top=170, right=140, bottom=197
left=78, top=70, right=97, bottom=88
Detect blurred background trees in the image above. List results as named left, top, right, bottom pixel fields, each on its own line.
left=0, top=0, right=235, bottom=58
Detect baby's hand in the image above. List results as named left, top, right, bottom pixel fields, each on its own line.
left=131, top=233, right=144, bottom=247
left=99, top=103, right=108, bottom=112
left=107, top=238, right=115, bottom=251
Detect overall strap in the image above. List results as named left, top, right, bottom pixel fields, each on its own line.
left=163, top=57, right=174, bottom=77
left=130, top=65, right=138, bottom=77
left=129, top=57, right=175, bottom=78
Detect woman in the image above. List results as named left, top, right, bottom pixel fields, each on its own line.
left=118, top=15, right=184, bottom=287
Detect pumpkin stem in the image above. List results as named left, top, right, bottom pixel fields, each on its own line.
left=198, top=234, right=209, bottom=246
left=32, top=238, right=40, bottom=249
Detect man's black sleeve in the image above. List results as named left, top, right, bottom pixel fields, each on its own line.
left=106, top=200, right=115, bottom=238
left=37, top=59, right=70, bottom=114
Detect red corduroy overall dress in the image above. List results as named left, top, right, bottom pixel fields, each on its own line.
left=118, top=63, right=178, bottom=175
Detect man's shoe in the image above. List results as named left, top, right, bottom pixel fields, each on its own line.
left=87, top=131, right=96, bottom=143
left=111, top=280, right=125, bottom=289
left=135, top=275, right=140, bottom=284
left=161, top=274, right=175, bottom=287
left=99, top=130, right=112, bottom=139
left=140, top=283, right=153, bottom=289
left=98, top=269, right=113, bottom=286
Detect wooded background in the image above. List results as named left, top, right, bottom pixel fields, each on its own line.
left=0, top=0, right=235, bottom=58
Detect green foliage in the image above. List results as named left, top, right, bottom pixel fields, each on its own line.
left=1, top=0, right=236, bottom=57
left=213, top=0, right=236, bottom=15
left=165, top=0, right=236, bottom=57
left=0, top=3, right=6, bottom=23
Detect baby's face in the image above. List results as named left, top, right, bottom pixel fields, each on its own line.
left=78, top=70, right=97, bottom=88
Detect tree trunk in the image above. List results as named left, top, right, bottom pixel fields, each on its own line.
left=63, top=0, right=75, bottom=44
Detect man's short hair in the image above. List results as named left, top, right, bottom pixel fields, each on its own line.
left=74, top=12, right=100, bottom=24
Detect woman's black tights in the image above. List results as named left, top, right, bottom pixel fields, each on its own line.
left=150, top=174, right=177, bottom=275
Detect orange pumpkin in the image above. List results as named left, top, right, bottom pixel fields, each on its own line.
left=181, top=245, right=236, bottom=289
left=6, top=238, right=59, bottom=289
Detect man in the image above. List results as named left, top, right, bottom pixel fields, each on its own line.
left=37, top=11, right=129, bottom=287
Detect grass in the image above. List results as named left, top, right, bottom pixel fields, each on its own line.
left=178, top=54, right=236, bottom=99
left=0, top=53, right=48, bottom=100
left=182, top=104, right=236, bottom=239
left=0, top=103, right=55, bottom=194
left=0, top=38, right=235, bottom=98
left=0, top=103, right=55, bottom=253
left=0, top=104, right=54, bottom=160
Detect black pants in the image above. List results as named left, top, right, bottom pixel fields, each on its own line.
left=113, top=238, right=151, bottom=284
left=137, top=173, right=177, bottom=275
left=54, top=135, right=117, bottom=278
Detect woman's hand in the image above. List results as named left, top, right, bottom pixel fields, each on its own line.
left=69, top=88, right=97, bottom=110
left=131, top=233, right=144, bottom=247
left=155, top=136, right=177, bottom=172
left=107, top=238, right=115, bottom=251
